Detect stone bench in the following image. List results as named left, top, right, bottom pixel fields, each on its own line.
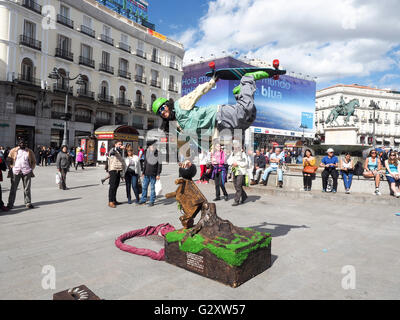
left=254, top=168, right=395, bottom=195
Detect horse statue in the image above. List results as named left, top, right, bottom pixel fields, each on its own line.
left=325, top=98, right=359, bottom=126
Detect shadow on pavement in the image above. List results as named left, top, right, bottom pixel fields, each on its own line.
left=67, top=184, right=99, bottom=190
left=0, top=197, right=82, bottom=216
left=249, top=221, right=310, bottom=238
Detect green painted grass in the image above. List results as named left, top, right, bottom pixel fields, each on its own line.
left=165, top=229, right=271, bottom=267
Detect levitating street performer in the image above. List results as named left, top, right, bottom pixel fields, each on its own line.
left=152, top=71, right=270, bottom=137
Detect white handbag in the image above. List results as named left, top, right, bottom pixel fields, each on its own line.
left=55, top=172, right=61, bottom=185
left=155, top=180, right=163, bottom=196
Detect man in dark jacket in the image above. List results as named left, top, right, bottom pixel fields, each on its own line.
left=251, top=149, right=267, bottom=185
left=56, top=145, right=71, bottom=190
left=139, top=141, right=162, bottom=207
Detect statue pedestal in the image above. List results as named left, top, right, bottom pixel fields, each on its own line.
left=324, top=126, right=359, bottom=145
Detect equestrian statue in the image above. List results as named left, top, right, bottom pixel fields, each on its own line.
left=325, top=96, right=359, bottom=126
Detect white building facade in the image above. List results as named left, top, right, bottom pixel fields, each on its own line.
left=315, top=84, right=400, bottom=148
left=0, top=0, right=184, bottom=148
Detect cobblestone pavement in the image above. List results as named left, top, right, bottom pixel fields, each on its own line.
left=1, top=164, right=399, bottom=300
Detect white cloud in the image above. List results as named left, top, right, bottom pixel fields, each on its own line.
left=181, top=0, right=400, bottom=85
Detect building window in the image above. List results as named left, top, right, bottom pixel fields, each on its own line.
left=119, top=86, right=126, bottom=100
left=58, top=35, right=71, bottom=51
left=24, top=20, right=36, bottom=38
left=81, top=44, right=92, bottom=59
left=100, top=81, right=109, bottom=96
left=21, top=58, right=34, bottom=81
left=103, top=25, right=111, bottom=37
left=102, top=51, right=110, bottom=65
left=60, top=5, right=70, bottom=18
left=119, top=58, right=128, bottom=72
left=83, top=15, right=92, bottom=28
left=121, top=33, right=128, bottom=44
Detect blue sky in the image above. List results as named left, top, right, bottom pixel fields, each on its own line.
left=148, top=0, right=400, bottom=92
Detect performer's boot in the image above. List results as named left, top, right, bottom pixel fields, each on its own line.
left=232, top=71, right=270, bottom=94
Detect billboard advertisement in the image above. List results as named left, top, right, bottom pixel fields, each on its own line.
left=182, top=57, right=316, bottom=137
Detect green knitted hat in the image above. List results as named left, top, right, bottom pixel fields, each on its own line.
left=152, top=97, right=168, bottom=114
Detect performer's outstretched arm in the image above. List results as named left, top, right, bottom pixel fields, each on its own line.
left=178, top=78, right=217, bottom=111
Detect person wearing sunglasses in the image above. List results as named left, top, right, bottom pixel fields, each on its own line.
left=152, top=71, right=271, bottom=138
left=384, top=151, right=400, bottom=197
left=363, top=149, right=382, bottom=195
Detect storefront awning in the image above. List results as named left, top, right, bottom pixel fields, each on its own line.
left=284, top=140, right=303, bottom=148
left=95, top=125, right=139, bottom=141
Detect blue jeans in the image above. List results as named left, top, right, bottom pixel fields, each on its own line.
left=262, top=166, right=283, bottom=182
left=140, top=175, right=156, bottom=204
left=125, top=171, right=140, bottom=203
left=341, top=171, right=353, bottom=190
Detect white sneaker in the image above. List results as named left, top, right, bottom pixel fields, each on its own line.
left=375, top=189, right=381, bottom=196
left=395, top=192, right=400, bottom=198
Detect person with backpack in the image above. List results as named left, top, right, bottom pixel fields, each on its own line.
left=363, top=150, right=382, bottom=195
left=340, top=152, right=354, bottom=194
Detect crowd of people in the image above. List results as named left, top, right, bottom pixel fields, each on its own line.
left=190, top=144, right=400, bottom=203
left=2, top=138, right=400, bottom=212
left=0, top=139, right=88, bottom=211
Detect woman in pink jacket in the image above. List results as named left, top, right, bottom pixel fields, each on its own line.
left=75, top=148, right=85, bottom=170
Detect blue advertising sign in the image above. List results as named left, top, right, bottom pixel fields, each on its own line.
left=182, top=57, right=316, bottom=136
left=301, top=112, right=314, bottom=129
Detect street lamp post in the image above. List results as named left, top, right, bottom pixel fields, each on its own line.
left=299, top=124, right=307, bottom=144
left=369, top=100, right=380, bottom=149
left=48, top=68, right=84, bottom=147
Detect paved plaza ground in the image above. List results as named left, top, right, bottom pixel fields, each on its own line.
left=0, top=164, right=399, bottom=300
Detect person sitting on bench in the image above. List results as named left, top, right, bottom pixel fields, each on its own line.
left=261, top=147, right=284, bottom=187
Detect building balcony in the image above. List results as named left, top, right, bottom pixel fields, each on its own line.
left=117, top=98, right=132, bottom=107
left=16, top=104, right=35, bottom=116
left=361, top=117, right=367, bottom=122
left=52, top=83, right=73, bottom=94
left=79, top=56, right=95, bottom=69
left=57, top=14, right=74, bottom=29
left=14, top=73, right=41, bottom=87
left=169, top=62, right=179, bottom=70
left=77, top=88, right=95, bottom=100
left=55, top=48, right=74, bottom=61
left=168, top=83, right=179, bottom=93
left=98, top=94, right=114, bottom=104
left=136, top=49, right=147, bottom=59
left=95, top=119, right=111, bottom=128
left=151, top=55, right=161, bottom=65
left=353, top=117, right=359, bottom=122
left=384, top=120, right=390, bottom=124
left=80, top=25, right=95, bottom=38
left=135, top=75, right=146, bottom=84
left=118, top=69, right=131, bottom=80
left=75, top=115, right=92, bottom=123
left=99, top=63, right=114, bottom=75
left=134, top=101, right=147, bottom=109
left=22, top=0, right=42, bottom=14
left=118, top=42, right=131, bottom=53
left=150, top=79, right=161, bottom=88
left=51, top=111, right=66, bottom=120
left=19, top=34, right=41, bottom=51
left=100, top=34, right=114, bottom=46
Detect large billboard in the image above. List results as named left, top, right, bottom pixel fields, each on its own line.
left=182, top=57, right=316, bottom=138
